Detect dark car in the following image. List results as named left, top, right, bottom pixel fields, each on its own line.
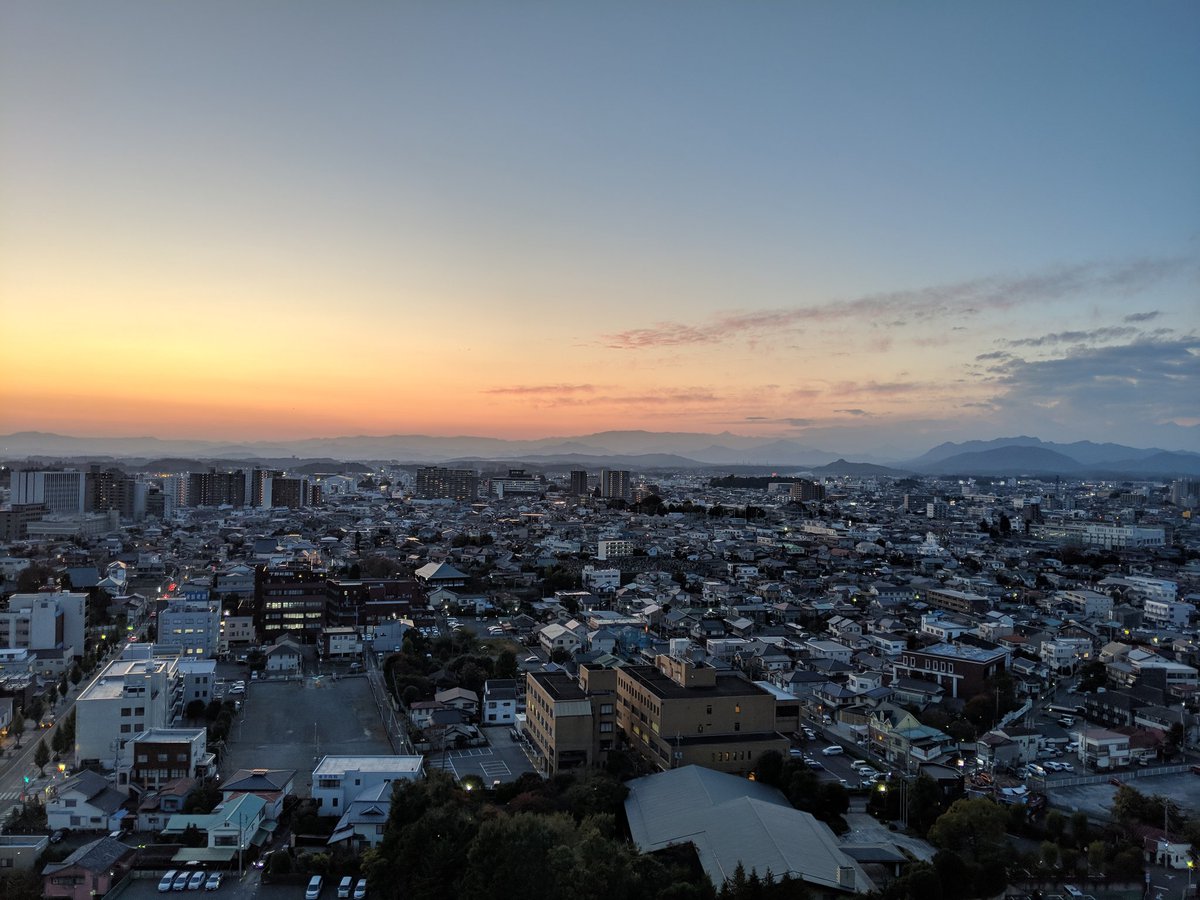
left=49, top=829, right=66, bottom=844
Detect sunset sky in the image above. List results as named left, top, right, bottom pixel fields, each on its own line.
left=2, top=2, right=1198, bottom=455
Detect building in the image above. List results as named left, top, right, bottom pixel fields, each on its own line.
left=597, top=539, right=633, bottom=560
left=75, top=650, right=182, bottom=767
left=0, top=833, right=48, bottom=872
left=624, top=766, right=873, bottom=895
left=158, top=598, right=222, bottom=657
left=0, top=591, right=87, bottom=656
left=185, top=469, right=248, bottom=508
left=599, top=469, right=632, bottom=502
left=788, top=479, right=825, bottom=502
left=42, top=836, right=135, bottom=900
left=257, top=563, right=328, bottom=641
left=45, top=771, right=129, bottom=832
left=414, top=467, right=478, bottom=501
left=0, top=503, right=49, bottom=540
left=482, top=679, right=518, bottom=725
left=119, top=727, right=214, bottom=792
left=11, top=469, right=86, bottom=515
left=614, top=654, right=788, bottom=775
left=526, top=669, right=607, bottom=776
left=177, top=658, right=218, bottom=707
left=312, top=755, right=424, bottom=817
left=891, top=642, right=1010, bottom=700
left=490, top=468, right=543, bottom=497
left=569, top=470, right=590, bottom=496
left=266, top=475, right=319, bottom=509
left=1143, top=599, right=1194, bottom=629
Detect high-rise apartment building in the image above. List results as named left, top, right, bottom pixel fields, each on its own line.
left=788, top=479, right=825, bottom=502
left=569, top=470, right=590, bottom=496
left=414, top=467, right=478, bottom=501
left=187, top=469, right=248, bottom=507
left=599, top=469, right=632, bottom=502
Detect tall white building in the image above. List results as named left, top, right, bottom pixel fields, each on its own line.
left=0, top=591, right=87, bottom=655
left=75, top=647, right=182, bottom=767
left=11, top=470, right=86, bottom=515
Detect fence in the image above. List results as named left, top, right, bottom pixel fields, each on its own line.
left=1045, top=763, right=1193, bottom=790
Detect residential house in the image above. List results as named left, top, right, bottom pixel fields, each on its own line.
left=42, top=836, right=135, bottom=900
left=46, top=770, right=129, bottom=833
left=265, top=636, right=303, bottom=673
left=312, top=755, right=424, bottom=817
left=482, top=679, right=518, bottom=725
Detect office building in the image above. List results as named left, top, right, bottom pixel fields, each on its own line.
left=11, top=469, right=86, bottom=515
left=256, top=563, right=328, bottom=641
left=158, top=599, right=222, bottom=657
left=0, top=592, right=87, bottom=656
left=75, top=649, right=183, bottom=767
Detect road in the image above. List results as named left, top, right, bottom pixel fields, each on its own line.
left=0, top=639, right=128, bottom=821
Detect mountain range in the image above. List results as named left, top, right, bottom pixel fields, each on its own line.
left=1, top=431, right=1198, bottom=477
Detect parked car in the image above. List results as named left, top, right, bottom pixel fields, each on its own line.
left=306, top=875, right=324, bottom=899
left=354, top=880, right=368, bottom=900
left=188, top=870, right=206, bottom=891
left=158, top=870, right=179, bottom=893
left=204, top=872, right=222, bottom=891
left=172, top=871, right=191, bottom=891
left=49, top=829, right=65, bottom=844
left=338, top=876, right=355, bottom=898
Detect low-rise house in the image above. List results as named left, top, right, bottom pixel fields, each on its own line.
left=312, top=755, right=424, bottom=817
left=328, top=782, right=392, bottom=851
left=264, top=637, right=303, bottom=673
left=161, top=793, right=267, bottom=858
left=42, top=836, right=135, bottom=900
left=220, top=768, right=296, bottom=821
left=46, top=770, right=129, bottom=833
left=538, top=623, right=581, bottom=656
left=134, top=777, right=193, bottom=832
left=434, top=687, right=480, bottom=719
left=482, top=679, right=518, bottom=725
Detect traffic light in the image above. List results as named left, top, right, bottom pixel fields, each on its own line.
left=23, top=776, right=30, bottom=784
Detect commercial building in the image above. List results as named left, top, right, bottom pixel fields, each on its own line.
left=312, top=755, right=424, bottom=817
left=11, top=469, right=86, bottom=515
left=256, top=563, right=329, bottom=642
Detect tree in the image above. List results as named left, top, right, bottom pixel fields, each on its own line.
left=927, top=798, right=1010, bottom=862
left=33, top=738, right=50, bottom=774
left=752, top=750, right=784, bottom=789
left=1040, top=841, right=1059, bottom=870
left=50, top=725, right=68, bottom=756
left=550, top=648, right=572, bottom=664
left=185, top=699, right=207, bottom=721
left=495, top=650, right=518, bottom=680
left=1045, top=811, right=1066, bottom=844
left=69, top=665, right=83, bottom=686
left=1071, top=811, right=1090, bottom=847
left=8, top=711, right=25, bottom=748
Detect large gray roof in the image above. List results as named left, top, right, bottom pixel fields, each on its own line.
left=624, top=766, right=872, bottom=893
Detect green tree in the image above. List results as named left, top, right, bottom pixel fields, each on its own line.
left=927, top=798, right=1010, bottom=862
left=752, top=750, right=784, bottom=788
left=1087, top=840, right=1106, bottom=873
left=8, top=710, right=25, bottom=748
left=1045, top=810, right=1066, bottom=844
left=69, top=664, right=83, bottom=686
left=1071, top=811, right=1090, bottom=846
left=33, top=738, right=49, bottom=775
left=0, top=869, right=43, bottom=900
left=185, top=699, right=207, bottom=721
left=495, top=650, right=518, bottom=680
left=1041, top=841, right=1059, bottom=870
left=50, top=725, right=68, bottom=755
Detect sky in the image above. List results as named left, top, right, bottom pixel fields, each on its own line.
left=2, top=1, right=1198, bottom=456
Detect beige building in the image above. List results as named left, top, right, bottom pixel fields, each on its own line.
left=527, top=655, right=787, bottom=777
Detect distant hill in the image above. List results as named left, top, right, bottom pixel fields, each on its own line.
left=921, top=446, right=1084, bottom=475
left=808, top=459, right=910, bottom=477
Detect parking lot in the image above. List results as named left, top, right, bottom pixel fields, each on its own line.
left=1048, top=768, right=1200, bottom=820
left=425, top=726, right=537, bottom=784
left=221, top=675, right=393, bottom=795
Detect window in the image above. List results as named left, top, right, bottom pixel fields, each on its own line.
left=599, top=722, right=613, bottom=732
left=734, top=722, right=741, bottom=732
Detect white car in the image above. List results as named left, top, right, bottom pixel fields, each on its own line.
left=821, top=745, right=844, bottom=756
left=158, top=870, right=179, bottom=893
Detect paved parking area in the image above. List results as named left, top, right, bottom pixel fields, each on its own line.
left=1049, top=769, right=1200, bottom=819
left=425, top=726, right=537, bottom=784
left=221, top=675, right=393, bottom=795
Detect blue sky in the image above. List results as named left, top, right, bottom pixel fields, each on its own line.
left=2, top=1, right=1197, bottom=452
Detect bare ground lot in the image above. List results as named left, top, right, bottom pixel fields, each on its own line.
left=1048, top=769, right=1200, bottom=821
left=221, top=675, right=393, bottom=795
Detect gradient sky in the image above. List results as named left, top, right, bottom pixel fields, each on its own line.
left=2, top=1, right=1198, bottom=454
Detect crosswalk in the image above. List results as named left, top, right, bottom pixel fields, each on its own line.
left=0, top=791, right=23, bottom=801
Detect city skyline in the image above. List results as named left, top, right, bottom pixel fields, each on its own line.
left=2, top=3, right=1198, bottom=452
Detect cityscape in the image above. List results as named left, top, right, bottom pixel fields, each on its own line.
left=2, top=3, right=1199, bottom=900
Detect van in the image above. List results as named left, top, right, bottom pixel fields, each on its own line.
left=338, top=876, right=355, bottom=898
left=306, top=875, right=324, bottom=899
left=821, top=745, right=844, bottom=756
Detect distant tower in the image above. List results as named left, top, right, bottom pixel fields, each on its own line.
left=600, top=469, right=632, bottom=502
left=569, top=470, right=589, bottom=496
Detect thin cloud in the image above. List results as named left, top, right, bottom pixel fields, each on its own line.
left=975, top=350, right=1012, bottom=361
left=1124, top=310, right=1161, bottom=323
left=834, top=409, right=873, bottom=417
left=483, top=384, right=596, bottom=396
left=600, top=257, right=1191, bottom=350
left=1002, top=326, right=1136, bottom=348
